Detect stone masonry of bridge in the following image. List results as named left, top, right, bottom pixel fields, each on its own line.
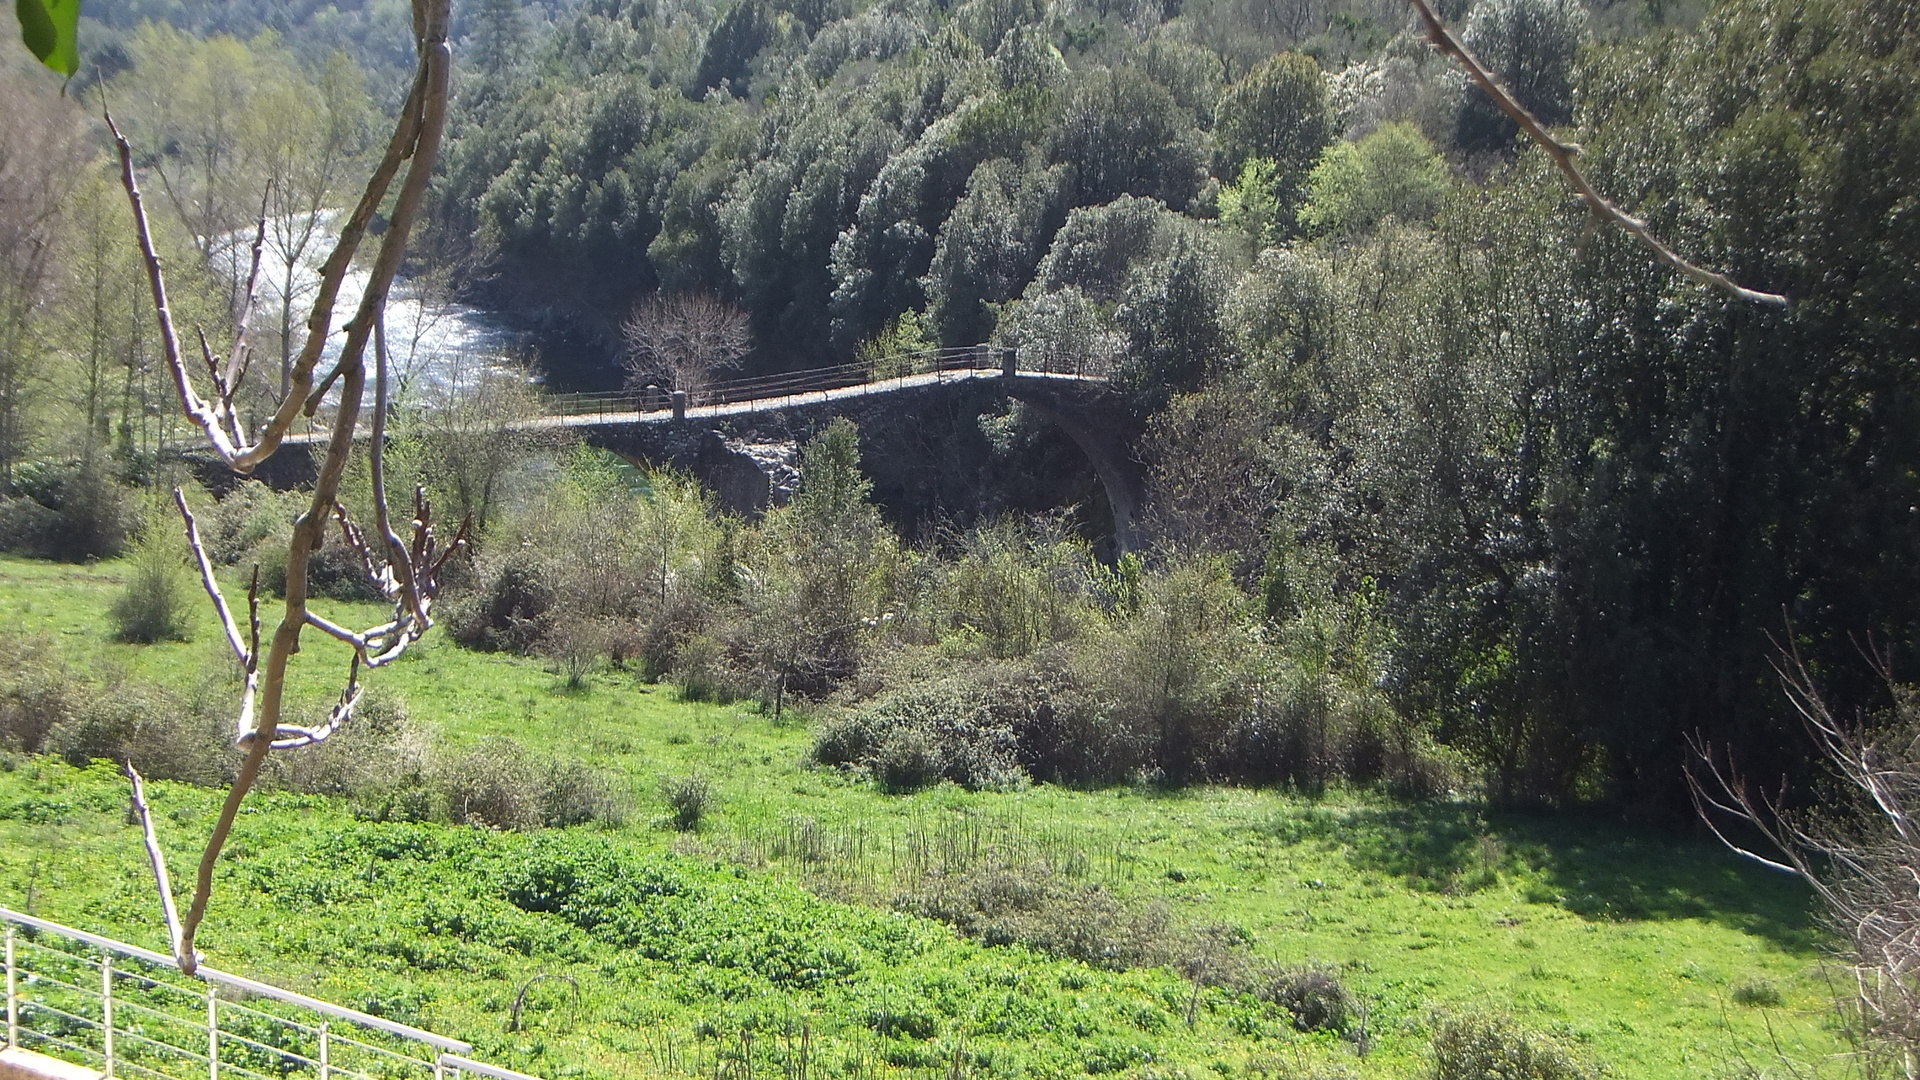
left=234, top=366, right=1147, bottom=551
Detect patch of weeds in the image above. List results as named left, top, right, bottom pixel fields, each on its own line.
left=1431, top=1010, right=1594, bottom=1080
left=1729, top=975, right=1782, bottom=1007
left=662, top=773, right=714, bottom=831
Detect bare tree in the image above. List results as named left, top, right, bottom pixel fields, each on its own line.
left=107, top=0, right=460, bottom=975
left=621, top=291, right=751, bottom=397
left=1690, top=636, right=1920, bottom=1076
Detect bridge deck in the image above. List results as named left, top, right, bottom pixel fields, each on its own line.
left=282, top=367, right=1107, bottom=444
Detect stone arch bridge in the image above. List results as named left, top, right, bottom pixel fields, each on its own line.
left=263, top=348, right=1147, bottom=551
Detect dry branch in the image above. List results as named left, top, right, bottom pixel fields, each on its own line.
left=1689, top=630, right=1920, bottom=1067
left=1405, top=0, right=1789, bottom=308
left=114, top=0, right=458, bottom=975
left=124, top=763, right=187, bottom=967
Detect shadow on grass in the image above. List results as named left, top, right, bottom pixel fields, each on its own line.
left=1258, top=801, right=1819, bottom=951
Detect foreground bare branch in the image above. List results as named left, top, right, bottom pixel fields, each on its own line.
left=1406, top=0, right=1790, bottom=308
left=114, top=0, right=458, bottom=975
left=124, top=763, right=186, bottom=965
left=1690, top=632, right=1920, bottom=1068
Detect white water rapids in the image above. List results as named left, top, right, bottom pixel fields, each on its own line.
left=223, top=214, right=530, bottom=405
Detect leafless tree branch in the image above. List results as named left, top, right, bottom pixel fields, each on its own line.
left=1689, top=623, right=1920, bottom=1070
left=1406, top=0, right=1789, bottom=308
left=123, top=763, right=186, bottom=965
left=113, top=0, right=458, bottom=975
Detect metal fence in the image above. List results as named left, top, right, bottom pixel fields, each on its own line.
left=1, top=910, right=540, bottom=1080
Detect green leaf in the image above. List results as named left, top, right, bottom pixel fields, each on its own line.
left=16, top=0, right=81, bottom=78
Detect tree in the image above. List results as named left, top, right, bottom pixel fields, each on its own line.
left=746, top=418, right=891, bottom=697
left=116, top=25, right=279, bottom=282
left=1048, top=66, right=1208, bottom=210
left=923, top=158, right=1061, bottom=345
left=1453, top=0, right=1587, bottom=151
left=258, top=50, right=374, bottom=396
left=1296, top=121, right=1449, bottom=235
left=692, top=0, right=780, bottom=97
left=0, top=62, right=88, bottom=483
left=468, top=0, right=530, bottom=81
left=1691, top=643, right=1920, bottom=1072
left=1212, top=52, right=1331, bottom=197
left=622, top=291, right=752, bottom=395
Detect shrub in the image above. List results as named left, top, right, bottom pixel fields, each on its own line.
left=1730, top=975, right=1782, bottom=1007
left=111, top=532, right=191, bottom=644
left=0, top=462, right=134, bottom=561
left=662, top=772, right=714, bottom=831
left=448, top=552, right=554, bottom=653
left=1430, top=1011, right=1592, bottom=1080
left=1258, top=964, right=1351, bottom=1034
left=200, top=482, right=300, bottom=565
left=1074, top=560, right=1251, bottom=784
left=0, top=637, right=77, bottom=753
left=671, top=633, right=751, bottom=702
left=541, top=618, right=618, bottom=690
left=45, top=681, right=232, bottom=786
left=539, top=758, right=629, bottom=828
left=255, top=539, right=385, bottom=602
left=438, top=736, right=543, bottom=829
left=267, top=691, right=428, bottom=798
left=896, top=859, right=1179, bottom=970
left=874, top=726, right=946, bottom=793
left=813, top=711, right=883, bottom=767
left=815, top=664, right=1030, bottom=792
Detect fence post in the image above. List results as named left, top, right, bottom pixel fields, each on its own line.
left=319, top=1023, right=329, bottom=1080
left=1000, top=346, right=1016, bottom=378
left=6, top=927, right=15, bottom=1050
left=101, top=954, right=113, bottom=1078
left=671, top=390, right=687, bottom=422
left=208, top=984, right=219, bottom=1080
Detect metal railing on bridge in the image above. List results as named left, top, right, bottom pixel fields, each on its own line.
left=285, top=343, right=1111, bottom=439
left=1, top=909, right=541, bottom=1080
left=538, top=343, right=1109, bottom=423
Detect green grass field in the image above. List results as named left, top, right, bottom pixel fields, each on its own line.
left=0, top=554, right=1845, bottom=1080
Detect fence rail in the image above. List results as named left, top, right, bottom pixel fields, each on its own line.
left=1, top=910, right=535, bottom=1080
left=283, top=342, right=1111, bottom=442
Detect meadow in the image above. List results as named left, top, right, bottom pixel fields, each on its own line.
left=0, top=553, right=1843, bottom=1080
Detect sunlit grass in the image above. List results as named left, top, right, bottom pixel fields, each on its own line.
left=0, top=553, right=1844, bottom=1080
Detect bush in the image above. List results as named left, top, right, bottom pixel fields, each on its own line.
left=45, top=681, right=232, bottom=786
left=541, top=618, right=617, bottom=689
left=897, top=861, right=1176, bottom=970
left=111, top=532, right=191, bottom=644
left=0, top=637, right=77, bottom=753
left=0, top=463, right=135, bottom=561
left=266, top=691, right=428, bottom=798
left=438, top=736, right=543, bottom=829
left=539, top=757, right=630, bottom=827
left=199, top=482, right=300, bottom=565
left=255, top=539, right=385, bottom=602
left=661, top=772, right=714, bottom=831
left=670, top=633, right=751, bottom=702
left=874, top=726, right=946, bottom=793
left=813, top=662, right=1031, bottom=792
left=1430, top=1012, right=1592, bottom=1080
left=448, top=552, right=554, bottom=653
left=1258, top=964, right=1351, bottom=1034
left=1729, top=975, right=1782, bottom=1007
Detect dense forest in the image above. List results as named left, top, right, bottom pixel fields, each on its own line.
left=2, top=0, right=1917, bottom=823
